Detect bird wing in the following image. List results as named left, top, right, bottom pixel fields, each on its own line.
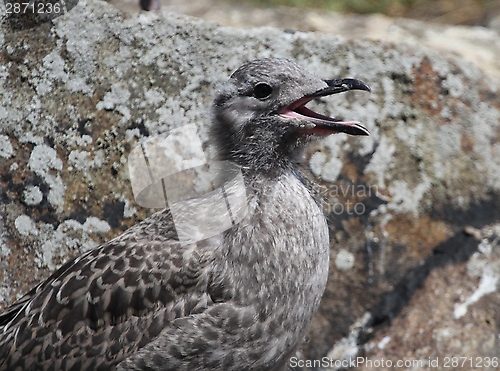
left=0, top=209, right=217, bottom=370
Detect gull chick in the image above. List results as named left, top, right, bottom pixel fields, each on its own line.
left=0, top=58, right=370, bottom=371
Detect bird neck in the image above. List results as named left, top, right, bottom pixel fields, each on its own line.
left=210, top=118, right=305, bottom=178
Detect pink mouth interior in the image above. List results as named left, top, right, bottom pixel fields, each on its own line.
left=280, top=98, right=360, bottom=127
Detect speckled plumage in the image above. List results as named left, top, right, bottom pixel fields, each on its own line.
left=0, top=58, right=369, bottom=371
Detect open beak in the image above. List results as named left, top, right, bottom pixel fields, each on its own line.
left=280, top=78, right=371, bottom=136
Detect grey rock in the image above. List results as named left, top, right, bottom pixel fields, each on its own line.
left=119, top=0, right=500, bottom=79
left=0, top=56, right=370, bottom=370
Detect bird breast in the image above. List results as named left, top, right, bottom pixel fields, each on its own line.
left=210, top=170, right=330, bottom=342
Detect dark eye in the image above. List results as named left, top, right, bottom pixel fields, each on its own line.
left=253, top=82, right=273, bottom=99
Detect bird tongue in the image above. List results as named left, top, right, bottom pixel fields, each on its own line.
left=280, top=98, right=370, bottom=136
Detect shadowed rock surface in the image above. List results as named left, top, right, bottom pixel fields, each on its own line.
left=0, top=0, right=499, bottom=369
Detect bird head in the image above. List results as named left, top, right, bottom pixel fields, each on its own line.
left=211, top=58, right=370, bottom=174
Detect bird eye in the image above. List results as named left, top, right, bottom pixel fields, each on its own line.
left=253, top=83, right=273, bottom=100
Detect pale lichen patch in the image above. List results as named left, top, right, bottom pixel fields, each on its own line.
left=0, top=135, right=13, bottom=158
left=387, top=175, right=431, bottom=217
left=15, top=215, right=39, bottom=236
left=364, top=136, right=396, bottom=190
left=28, top=144, right=66, bottom=212
left=68, top=150, right=91, bottom=171
left=335, top=249, right=355, bottom=271
left=23, top=185, right=43, bottom=206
